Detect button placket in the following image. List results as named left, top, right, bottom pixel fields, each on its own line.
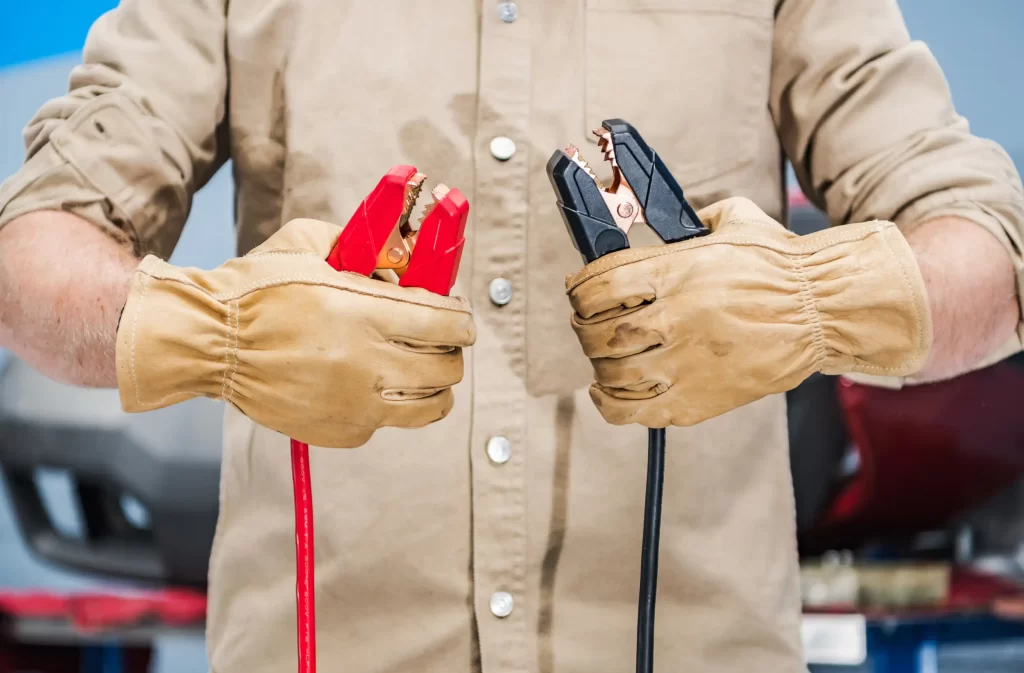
left=470, top=1, right=532, bottom=671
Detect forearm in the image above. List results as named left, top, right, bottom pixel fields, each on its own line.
left=907, top=216, right=1020, bottom=381
left=0, top=210, right=138, bottom=387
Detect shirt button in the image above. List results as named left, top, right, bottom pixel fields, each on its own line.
left=486, top=436, right=511, bottom=464
left=497, top=1, right=518, bottom=23
left=488, top=278, right=513, bottom=306
left=489, top=136, right=517, bottom=161
left=490, top=591, right=514, bottom=618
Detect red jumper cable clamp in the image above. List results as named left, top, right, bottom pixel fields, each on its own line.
left=290, top=165, right=468, bottom=673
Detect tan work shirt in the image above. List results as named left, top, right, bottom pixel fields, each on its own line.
left=2, top=1, right=1022, bottom=671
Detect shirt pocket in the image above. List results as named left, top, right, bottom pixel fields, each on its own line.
left=583, top=0, right=773, bottom=187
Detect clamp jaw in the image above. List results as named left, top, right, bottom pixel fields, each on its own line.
left=547, top=118, right=708, bottom=263
left=328, top=164, right=468, bottom=296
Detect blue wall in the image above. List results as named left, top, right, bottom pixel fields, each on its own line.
left=899, top=0, right=1024, bottom=164
left=0, top=1, right=119, bottom=67
left=2, top=1, right=1022, bottom=156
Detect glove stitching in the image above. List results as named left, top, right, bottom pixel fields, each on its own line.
left=219, top=301, right=230, bottom=399
left=141, top=266, right=203, bottom=289
left=137, top=267, right=469, bottom=313
left=219, top=323, right=229, bottom=399
left=225, top=300, right=240, bottom=402
left=790, top=255, right=829, bottom=370
left=129, top=273, right=148, bottom=405
left=566, top=224, right=890, bottom=291
left=245, top=249, right=318, bottom=259
left=218, top=299, right=237, bottom=400
left=214, top=274, right=468, bottom=311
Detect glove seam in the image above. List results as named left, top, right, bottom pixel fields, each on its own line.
left=220, top=299, right=240, bottom=402
left=128, top=272, right=149, bottom=407
left=245, top=249, right=318, bottom=259
left=137, top=266, right=470, bottom=313
left=227, top=300, right=241, bottom=402
left=789, top=255, right=829, bottom=370
left=566, top=223, right=890, bottom=291
left=218, top=297, right=229, bottom=399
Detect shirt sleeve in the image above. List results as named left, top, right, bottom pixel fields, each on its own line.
left=771, top=0, right=1024, bottom=357
left=0, top=0, right=229, bottom=258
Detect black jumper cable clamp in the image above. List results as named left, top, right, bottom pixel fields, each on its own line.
left=547, top=119, right=709, bottom=673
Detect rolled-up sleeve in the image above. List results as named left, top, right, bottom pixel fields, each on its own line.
left=0, top=0, right=228, bottom=258
left=771, top=0, right=1024, bottom=350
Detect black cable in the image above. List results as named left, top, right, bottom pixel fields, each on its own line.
left=636, top=427, right=666, bottom=673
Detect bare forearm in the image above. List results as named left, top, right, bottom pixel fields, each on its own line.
left=908, top=216, right=1020, bottom=381
left=0, top=211, right=138, bottom=387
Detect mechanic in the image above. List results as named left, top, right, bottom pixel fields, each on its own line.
left=0, top=1, right=1021, bottom=671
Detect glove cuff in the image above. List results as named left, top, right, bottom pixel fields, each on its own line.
left=799, top=221, right=933, bottom=377
left=115, top=256, right=231, bottom=412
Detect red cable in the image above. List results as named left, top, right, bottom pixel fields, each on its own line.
left=290, top=439, right=316, bottom=673
left=286, top=173, right=465, bottom=673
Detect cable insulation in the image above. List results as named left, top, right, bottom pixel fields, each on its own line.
left=636, top=428, right=666, bottom=673
left=291, top=439, right=316, bottom=673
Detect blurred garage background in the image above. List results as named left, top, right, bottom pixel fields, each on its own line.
left=1, top=1, right=1023, bottom=672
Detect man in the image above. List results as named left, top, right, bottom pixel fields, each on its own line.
left=0, top=1, right=1021, bottom=671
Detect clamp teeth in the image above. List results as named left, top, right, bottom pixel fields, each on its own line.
left=593, top=128, right=617, bottom=168
left=431, top=183, right=450, bottom=201
left=417, top=184, right=451, bottom=227
left=417, top=202, right=436, bottom=228
left=398, top=172, right=427, bottom=234
left=406, top=173, right=427, bottom=212
left=564, top=144, right=601, bottom=184
left=565, top=135, right=642, bottom=234
left=593, top=128, right=622, bottom=191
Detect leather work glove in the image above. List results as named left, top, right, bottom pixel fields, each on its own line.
left=566, top=197, right=932, bottom=427
left=116, top=218, right=476, bottom=448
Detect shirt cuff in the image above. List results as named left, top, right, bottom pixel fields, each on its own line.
left=0, top=94, right=189, bottom=258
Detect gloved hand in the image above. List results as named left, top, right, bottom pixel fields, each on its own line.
left=566, top=197, right=932, bottom=427
left=116, top=218, right=476, bottom=448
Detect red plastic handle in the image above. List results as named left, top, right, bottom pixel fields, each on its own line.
left=398, top=187, right=468, bottom=296
left=326, top=165, right=419, bottom=277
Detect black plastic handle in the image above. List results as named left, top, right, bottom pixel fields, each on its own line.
left=546, top=151, right=629, bottom=263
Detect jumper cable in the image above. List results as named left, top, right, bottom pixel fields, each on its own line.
left=290, top=165, right=468, bottom=673
left=548, top=119, right=708, bottom=673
